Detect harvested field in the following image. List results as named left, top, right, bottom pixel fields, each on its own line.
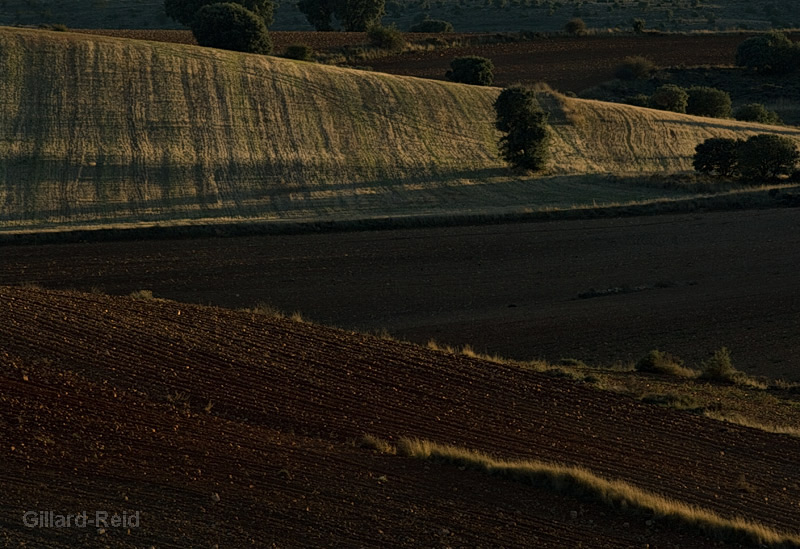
left=2, top=284, right=800, bottom=546
left=5, top=27, right=800, bottom=234
left=4, top=207, right=800, bottom=381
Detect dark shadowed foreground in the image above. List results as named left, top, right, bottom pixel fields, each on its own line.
left=1, top=285, right=799, bottom=546
left=3, top=208, right=800, bottom=380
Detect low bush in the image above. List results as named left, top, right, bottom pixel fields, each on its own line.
left=446, top=56, right=494, bottom=86
left=367, top=25, right=406, bottom=51
left=686, top=86, right=731, bottom=118
left=734, top=103, right=781, bottom=125
left=615, top=55, right=655, bottom=80
left=284, top=44, right=314, bottom=61
left=635, top=350, right=696, bottom=378
left=564, top=17, right=587, bottom=36
left=649, top=84, right=688, bottom=113
left=699, top=347, right=739, bottom=383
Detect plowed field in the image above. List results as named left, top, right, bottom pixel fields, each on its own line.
left=2, top=285, right=800, bottom=546
left=74, top=30, right=761, bottom=91
left=4, top=208, right=800, bottom=380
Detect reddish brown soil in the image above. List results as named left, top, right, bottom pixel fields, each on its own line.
left=2, top=285, right=799, bottom=546
left=370, top=33, right=749, bottom=91
left=73, top=29, right=755, bottom=91
left=4, top=208, right=800, bottom=381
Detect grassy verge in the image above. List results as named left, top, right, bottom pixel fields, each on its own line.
left=386, top=436, right=800, bottom=547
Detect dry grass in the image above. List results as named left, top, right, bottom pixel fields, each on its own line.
left=394, top=437, right=800, bottom=548
left=241, top=302, right=286, bottom=319
left=3, top=27, right=800, bottom=235
left=703, top=411, right=800, bottom=438
left=359, top=434, right=396, bottom=454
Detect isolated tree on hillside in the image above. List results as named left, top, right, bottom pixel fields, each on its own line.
left=693, top=137, right=742, bottom=177
left=191, top=3, right=272, bottom=54
left=164, top=0, right=273, bottom=26
left=735, top=31, right=798, bottom=74
left=445, top=56, right=494, bottom=86
left=494, top=86, right=550, bottom=171
left=298, top=0, right=385, bottom=31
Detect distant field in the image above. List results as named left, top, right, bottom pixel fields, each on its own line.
left=2, top=27, right=799, bottom=234
left=78, top=29, right=757, bottom=92
left=2, top=0, right=799, bottom=32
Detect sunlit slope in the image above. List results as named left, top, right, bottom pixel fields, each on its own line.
left=542, top=94, right=800, bottom=175
left=0, top=27, right=503, bottom=228
left=2, top=27, right=800, bottom=232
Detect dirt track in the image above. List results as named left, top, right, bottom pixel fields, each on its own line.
left=4, top=208, right=800, bottom=380
left=2, top=285, right=800, bottom=546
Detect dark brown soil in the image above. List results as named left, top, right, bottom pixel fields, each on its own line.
left=3, top=208, right=800, bottom=381
left=2, top=285, right=799, bottom=547
left=73, top=30, right=760, bottom=91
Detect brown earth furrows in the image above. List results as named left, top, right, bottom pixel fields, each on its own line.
left=2, top=331, right=722, bottom=548
left=2, top=285, right=800, bottom=541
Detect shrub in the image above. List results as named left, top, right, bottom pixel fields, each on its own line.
left=408, top=18, right=453, bottom=32
left=494, top=85, right=550, bottom=171
left=635, top=350, right=696, bottom=377
left=685, top=86, right=731, bottom=118
left=445, top=56, right=494, bottom=86
left=632, top=18, right=646, bottom=33
left=693, top=137, right=742, bottom=177
left=699, top=347, right=739, bottom=383
left=737, top=134, right=800, bottom=180
left=284, top=44, right=314, bottom=60
left=164, top=0, right=274, bottom=26
left=367, top=24, right=405, bottom=51
left=734, top=103, right=781, bottom=125
left=649, top=84, right=688, bottom=113
left=615, top=55, right=655, bottom=80
left=735, top=31, right=798, bottom=74
left=191, top=3, right=272, bottom=54
left=564, top=17, right=587, bottom=35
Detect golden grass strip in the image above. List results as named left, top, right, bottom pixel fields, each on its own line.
left=395, top=437, right=800, bottom=548
left=704, top=411, right=800, bottom=438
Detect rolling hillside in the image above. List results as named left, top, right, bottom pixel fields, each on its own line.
left=1, top=26, right=799, bottom=233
